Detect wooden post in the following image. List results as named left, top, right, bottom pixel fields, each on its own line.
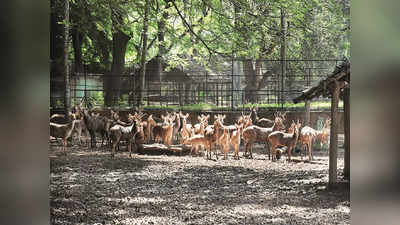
left=329, top=81, right=341, bottom=188
left=305, top=100, right=311, bottom=126
left=343, top=86, right=350, bottom=180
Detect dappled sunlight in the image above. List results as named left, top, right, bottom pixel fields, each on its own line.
left=50, top=144, right=349, bottom=224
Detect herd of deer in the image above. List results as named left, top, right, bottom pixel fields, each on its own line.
left=50, top=102, right=330, bottom=162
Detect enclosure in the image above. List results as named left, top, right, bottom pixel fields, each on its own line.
left=50, top=0, right=350, bottom=224
left=51, top=58, right=345, bottom=112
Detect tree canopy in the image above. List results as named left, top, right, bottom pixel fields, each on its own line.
left=51, top=0, right=350, bottom=106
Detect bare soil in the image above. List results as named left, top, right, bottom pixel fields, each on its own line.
left=50, top=142, right=349, bottom=225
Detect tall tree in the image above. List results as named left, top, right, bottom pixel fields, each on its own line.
left=138, top=0, right=150, bottom=107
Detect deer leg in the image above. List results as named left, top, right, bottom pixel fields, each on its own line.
left=128, top=140, right=132, bottom=158
left=63, top=138, right=67, bottom=155
left=288, top=146, right=292, bottom=162
left=266, top=142, right=271, bottom=160
left=272, top=145, right=277, bottom=162
left=243, top=142, right=248, bottom=157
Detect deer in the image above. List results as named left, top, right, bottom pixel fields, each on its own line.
left=171, top=112, right=181, bottom=144
left=82, top=109, right=112, bottom=149
left=203, top=124, right=218, bottom=160
left=152, top=114, right=175, bottom=146
left=184, top=134, right=208, bottom=156
left=49, top=112, right=78, bottom=155
left=249, top=107, right=286, bottom=128
left=241, top=113, right=286, bottom=159
left=109, top=112, right=147, bottom=158
left=218, top=127, right=230, bottom=159
left=143, top=115, right=157, bottom=143
left=268, top=120, right=302, bottom=162
left=179, top=112, right=193, bottom=145
left=212, top=115, right=243, bottom=160
left=109, top=119, right=137, bottom=158
left=194, top=114, right=210, bottom=135
left=299, top=118, right=330, bottom=161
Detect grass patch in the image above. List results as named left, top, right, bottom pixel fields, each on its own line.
left=238, top=101, right=343, bottom=110
left=141, top=100, right=341, bottom=111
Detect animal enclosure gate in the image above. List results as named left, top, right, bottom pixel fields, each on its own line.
left=50, top=59, right=344, bottom=111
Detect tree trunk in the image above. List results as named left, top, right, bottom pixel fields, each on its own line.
left=328, top=82, right=340, bottom=188
left=343, top=86, right=350, bottom=180
left=243, top=61, right=257, bottom=103
left=50, top=0, right=65, bottom=76
left=280, top=8, right=286, bottom=104
left=104, top=31, right=130, bottom=107
left=138, top=0, right=150, bottom=107
left=72, top=28, right=84, bottom=73
left=63, top=0, right=70, bottom=115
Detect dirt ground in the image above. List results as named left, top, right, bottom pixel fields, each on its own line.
left=50, top=141, right=350, bottom=225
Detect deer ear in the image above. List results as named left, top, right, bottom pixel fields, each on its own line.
left=223, top=115, right=226, bottom=119
left=214, top=115, right=218, bottom=119
left=186, top=113, right=189, bottom=118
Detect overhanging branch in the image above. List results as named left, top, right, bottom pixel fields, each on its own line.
left=171, top=1, right=230, bottom=57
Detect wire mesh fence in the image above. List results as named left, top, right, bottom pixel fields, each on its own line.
left=50, top=59, right=344, bottom=112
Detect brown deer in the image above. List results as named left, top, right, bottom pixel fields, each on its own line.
left=143, top=115, right=157, bottom=143
left=152, top=114, right=175, bottom=146
left=203, top=125, right=218, bottom=160
left=179, top=112, right=193, bottom=145
left=241, top=114, right=286, bottom=159
left=172, top=112, right=181, bottom=144
left=184, top=134, right=208, bottom=156
left=268, top=120, right=301, bottom=162
left=299, top=118, right=330, bottom=161
left=218, top=127, right=230, bottom=159
left=109, top=120, right=137, bottom=158
left=194, top=114, right=210, bottom=135
left=82, top=109, right=112, bottom=149
left=50, top=112, right=77, bottom=155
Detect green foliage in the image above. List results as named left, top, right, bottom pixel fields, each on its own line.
left=68, top=0, right=349, bottom=68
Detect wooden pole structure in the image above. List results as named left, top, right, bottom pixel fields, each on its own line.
left=329, top=80, right=344, bottom=188
left=343, top=86, right=350, bottom=180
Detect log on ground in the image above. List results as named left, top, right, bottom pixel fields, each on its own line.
left=138, top=143, right=191, bottom=156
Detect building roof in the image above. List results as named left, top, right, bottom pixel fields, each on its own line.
left=293, top=58, right=350, bottom=103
